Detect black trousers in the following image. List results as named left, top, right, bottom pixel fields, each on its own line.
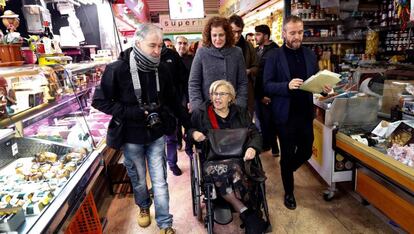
left=276, top=119, right=314, bottom=195
left=255, top=99, right=279, bottom=153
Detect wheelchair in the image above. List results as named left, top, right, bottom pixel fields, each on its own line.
left=190, top=139, right=272, bottom=234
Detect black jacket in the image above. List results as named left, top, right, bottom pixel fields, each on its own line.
left=161, top=47, right=188, bottom=106
left=189, top=101, right=262, bottom=153
left=92, top=47, right=189, bottom=146
left=255, top=41, right=279, bottom=99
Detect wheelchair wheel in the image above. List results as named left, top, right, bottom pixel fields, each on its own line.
left=255, top=156, right=272, bottom=233
left=204, top=182, right=214, bottom=234
left=190, top=154, right=202, bottom=221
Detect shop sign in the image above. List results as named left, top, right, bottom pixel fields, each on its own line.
left=159, top=14, right=216, bottom=33
left=312, top=120, right=324, bottom=165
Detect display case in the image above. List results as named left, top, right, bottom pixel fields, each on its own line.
left=310, top=66, right=414, bottom=232
left=0, top=62, right=111, bottom=233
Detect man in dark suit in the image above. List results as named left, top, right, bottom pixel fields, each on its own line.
left=263, top=15, right=330, bottom=210
left=254, top=24, right=280, bottom=157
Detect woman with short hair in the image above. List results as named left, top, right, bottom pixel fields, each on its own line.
left=189, top=80, right=266, bottom=234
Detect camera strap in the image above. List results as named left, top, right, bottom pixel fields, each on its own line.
left=129, top=53, right=160, bottom=105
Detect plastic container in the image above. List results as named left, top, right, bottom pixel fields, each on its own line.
left=65, top=192, right=102, bottom=234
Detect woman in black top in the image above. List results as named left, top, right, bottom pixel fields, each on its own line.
left=189, top=80, right=266, bottom=234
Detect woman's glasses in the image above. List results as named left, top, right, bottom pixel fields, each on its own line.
left=211, top=92, right=230, bottom=97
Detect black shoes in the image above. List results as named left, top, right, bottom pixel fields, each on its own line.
left=170, top=166, right=182, bottom=176
left=284, top=194, right=296, bottom=210
left=240, top=209, right=267, bottom=234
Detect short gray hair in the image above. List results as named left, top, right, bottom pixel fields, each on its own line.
left=134, top=23, right=163, bottom=44
left=209, top=80, right=236, bottom=103
left=175, top=36, right=188, bottom=42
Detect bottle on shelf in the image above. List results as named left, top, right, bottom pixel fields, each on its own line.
left=43, top=21, right=54, bottom=40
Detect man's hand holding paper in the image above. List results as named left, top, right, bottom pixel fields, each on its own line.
left=299, top=70, right=341, bottom=93
left=289, top=78, right=304, bottom=90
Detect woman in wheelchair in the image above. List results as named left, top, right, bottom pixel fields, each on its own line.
left=189, top=80, right=267, bottom=234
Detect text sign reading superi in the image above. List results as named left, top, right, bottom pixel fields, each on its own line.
left=159, top=14, right=217, bottom=33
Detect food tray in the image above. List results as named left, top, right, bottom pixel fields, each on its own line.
left=0, top=137, right=73, bottom=170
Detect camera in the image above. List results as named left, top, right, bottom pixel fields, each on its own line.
left=144, top=102, right=162, bottom=128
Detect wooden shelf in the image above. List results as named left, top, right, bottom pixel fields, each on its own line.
left=303, top=37, right=364, bottom=44
left=378, top=51, right=406, bottom=56
left=303, top=20, right=343, bottom=26
left=371, top=22, right=413, bottom=31
left=0, top=65, right=41, bottom=78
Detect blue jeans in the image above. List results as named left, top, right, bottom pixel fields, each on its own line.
left=123, top=137, right=173, bottom=229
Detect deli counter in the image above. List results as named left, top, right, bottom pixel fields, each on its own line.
left=0, top=62, right=113, bottom=233
left=310, top=68, right=414, bottom=232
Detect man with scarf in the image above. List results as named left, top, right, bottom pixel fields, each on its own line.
left=92, top=23, right=187, bottom=234
left=229, top=14, right=258, bottom=117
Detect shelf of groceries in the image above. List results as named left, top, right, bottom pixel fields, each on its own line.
left=0, top=61, right=115, bottom=233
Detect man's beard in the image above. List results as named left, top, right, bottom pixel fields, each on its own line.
left=286, top=39, right=302, bottom=49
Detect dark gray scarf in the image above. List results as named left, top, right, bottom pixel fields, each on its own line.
left=132, top=43, right=160, bottom=72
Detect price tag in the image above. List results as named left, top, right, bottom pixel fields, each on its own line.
left=12, top=143, right=18, bottom=156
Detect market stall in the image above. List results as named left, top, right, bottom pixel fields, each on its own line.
left=0, top=62, right=115, bottom=233
left=285, top=0, right=414, bottom=231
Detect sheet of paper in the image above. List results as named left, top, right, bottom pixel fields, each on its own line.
left=299, top=69, right=341, bottom=93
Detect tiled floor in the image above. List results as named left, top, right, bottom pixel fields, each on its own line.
left=101, top=150, right=394, bottom=234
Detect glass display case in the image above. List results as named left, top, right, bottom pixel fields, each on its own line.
left=0, top=62, right=111, bottom=233
left=315, top=66, right=414, bottom=232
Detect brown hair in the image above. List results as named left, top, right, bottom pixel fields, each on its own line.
left=202, top=16, right=234, bottom=48
left=283, top=15, right=303, bottom=31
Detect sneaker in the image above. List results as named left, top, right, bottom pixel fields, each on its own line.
left=137, top=208, right=151, bottom=227
left=160, top=227, right=176, bottom=234
left=170, top=166, right=182, bottom=176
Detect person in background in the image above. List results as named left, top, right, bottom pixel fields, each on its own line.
left=163, top=38, right=175, bottom=51
left=92, top=23, right=188, bottom=234
left=245, top=32, right=256, bottom=47
left=263, top=16, right=331, bottom=210
left=190, top=80, right=267, bottom=234
left=254, top=24, right=280, bottom=157
left=189, top=40, right=202, bottom=56
left=188, top=16, right=248, bottom=112
left=174, top=35, right=194, bottom=158
left=229, top=14, right=258, bottom=117
left=161, top=39, right=189, bottom=176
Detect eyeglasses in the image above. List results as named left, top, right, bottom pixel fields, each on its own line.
left=211, top=92, right=230, bottom=97
left=177, top=41, right=188, bottom=45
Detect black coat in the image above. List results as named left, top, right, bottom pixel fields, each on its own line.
left=92, top=48, right=190, bottom=146
left=255, top=41, right=279, bottom=99
left=189, top=101, right=262, bottom=153
left=263, top=46, right=318, bottom=124
left=161, top=47, right=188, bottom=105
